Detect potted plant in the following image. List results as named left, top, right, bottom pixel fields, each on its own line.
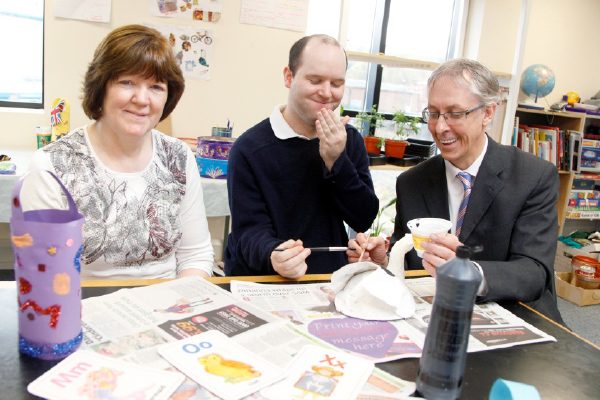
left=356, top=105, right=385, bottom=155
left=384, top=111, right=421, bottom=159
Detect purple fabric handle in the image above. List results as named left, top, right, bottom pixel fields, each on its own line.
left=12, top=170, right=83, bottom=223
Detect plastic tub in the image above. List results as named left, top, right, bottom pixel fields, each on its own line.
left=571, top=255, right=600, bottom=289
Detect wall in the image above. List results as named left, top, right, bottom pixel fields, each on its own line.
left=467, top=0, right=600, bottom=106
left=2, top=0, right=600, bottom=147
left=465, top=0, right=521, bottom=76
left=523, top=0, right=600, bottom=104
left=1, top=0, right=301, bottom=149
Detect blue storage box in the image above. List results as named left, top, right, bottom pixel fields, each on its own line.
left=197, top=157, right=228, bottom=179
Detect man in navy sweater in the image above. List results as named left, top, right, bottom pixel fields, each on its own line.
left=225, top=34, right=379, bottom=278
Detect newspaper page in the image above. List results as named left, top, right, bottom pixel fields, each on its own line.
left=81, top=277, right=415, bottom=399
left=230, top=278, right=556, bottom=363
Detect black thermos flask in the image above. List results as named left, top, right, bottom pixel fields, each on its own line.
left=415, top=245, right=482, bottom=399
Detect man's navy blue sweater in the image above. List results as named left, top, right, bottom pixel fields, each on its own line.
left=225, top=118, right=379, bottom=276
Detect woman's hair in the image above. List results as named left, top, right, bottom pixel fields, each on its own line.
left=82, top=24, right=185, bottom=121
left=428, top=58, right=500, bottom=105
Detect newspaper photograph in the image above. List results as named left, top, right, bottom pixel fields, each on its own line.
left=230, top=277, right=556, bottom=363
left=80, top=277, right=416, bottom=399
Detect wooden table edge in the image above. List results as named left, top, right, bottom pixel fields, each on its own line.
left=81, top=270, right=430, bottom=287
left=518, top=301, right=600, bottom=351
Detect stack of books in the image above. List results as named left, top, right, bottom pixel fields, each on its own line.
left=512, top=117, right=582, bottom=172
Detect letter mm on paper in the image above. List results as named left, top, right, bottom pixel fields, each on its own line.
left=27, top=350, right=184, bottom=400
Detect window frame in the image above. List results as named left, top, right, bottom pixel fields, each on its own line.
left=0, top=1, right=45, bottom=110
left=340, top=0, right=467, bottom=123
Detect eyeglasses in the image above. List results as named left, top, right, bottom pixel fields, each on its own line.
left=422, top=103, right=486, bottom=124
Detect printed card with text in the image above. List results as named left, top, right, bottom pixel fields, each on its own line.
left=261, top=344, right=374, bottom=400
left=158, top=329, right=285, bottom=400
left=27, top=350, right=184, bottom=400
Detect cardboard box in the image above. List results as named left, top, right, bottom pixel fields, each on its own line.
left=555, top=272, right=600, bottom=306
left=554, top=241, right=600, bottom=273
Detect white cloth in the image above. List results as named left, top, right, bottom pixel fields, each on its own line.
left=21, top=127, right=214, bottom=279
left=331, top=261, right=415, bottom=321
left=330, top=238, right=416, bottom=320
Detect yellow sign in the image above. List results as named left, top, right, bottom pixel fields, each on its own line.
left=50, top=98, right=70, bottom=141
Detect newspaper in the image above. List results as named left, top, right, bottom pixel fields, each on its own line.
left=230, top=277, right=556, bottom=363
left=80, top=277, right=416, bottom=399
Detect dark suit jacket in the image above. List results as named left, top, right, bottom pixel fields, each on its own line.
left=393, top=137, right=563, bottom=322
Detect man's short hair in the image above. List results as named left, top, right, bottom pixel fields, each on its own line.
left=428, top=58, right=500, bottom=105
left=288, top=34, right=347, bottom=76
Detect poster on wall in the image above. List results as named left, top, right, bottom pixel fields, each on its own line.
left=240, top=0, right=308, bottom=32
left=149, top=24, right=214, bottom=80
left=150, top=0, right=223, bottom=22
left=54, top=0, right=111, bottom=23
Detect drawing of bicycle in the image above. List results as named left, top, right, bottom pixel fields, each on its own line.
left=191, top=31, right=213, bottom=45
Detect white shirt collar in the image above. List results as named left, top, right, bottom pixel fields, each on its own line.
left=269, top=105, right=311, bottom=141
left=445, top=135, right=488, bottom=235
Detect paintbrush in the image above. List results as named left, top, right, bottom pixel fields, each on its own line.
left=273, top=246, right=356, bottom=252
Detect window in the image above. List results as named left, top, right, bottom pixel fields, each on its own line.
left=0, top=0, right=44, bottom=109
left=307, top=0, right=465, bottom=118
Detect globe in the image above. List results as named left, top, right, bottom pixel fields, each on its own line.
left=520, top=64, right=555, bottom=102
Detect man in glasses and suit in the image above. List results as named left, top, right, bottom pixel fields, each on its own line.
left=349, top=58, right=563, bottom=323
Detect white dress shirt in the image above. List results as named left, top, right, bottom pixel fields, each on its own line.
left=443, top=135, right=489, bottom=295
left=444, top=135, right=488, bottom=234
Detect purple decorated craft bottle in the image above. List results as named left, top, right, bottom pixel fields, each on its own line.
left=11, top=172, right=84, bottom=360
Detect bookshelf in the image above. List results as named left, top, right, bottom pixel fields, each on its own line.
left=583, top=113, right=600, bottom=135
left=515, top=108, right=585, bottom=132
left=557, top=171, right=576, bottom=235
left=514, top=108, right=586, bottom=235
left=564, top=172, right=600, bottom=233
left=515, top=108, right=600, bottom=235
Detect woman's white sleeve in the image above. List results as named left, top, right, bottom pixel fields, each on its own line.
left=175, top=148, right=214, bottom=276
left=20, top=150, right=67, bottom=211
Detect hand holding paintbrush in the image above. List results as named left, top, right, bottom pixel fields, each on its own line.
left=347, top=232, right=389, bottom=265
left=270, top=239, right=310, bottom=279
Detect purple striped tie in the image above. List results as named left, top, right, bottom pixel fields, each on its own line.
left=456, top=172, right=473, bottom=237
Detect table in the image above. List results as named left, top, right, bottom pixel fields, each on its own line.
left=1, top=274, right=599, bottom=399
left=199, top=178, right=230, bottom=260
left=0, top=149, right=33, bottom=223
left=201, top=178, right=229, bottom=218
left=0, top=152, right=230, bottom=221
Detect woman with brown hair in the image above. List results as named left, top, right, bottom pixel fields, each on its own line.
left=23, top=25, right=214, bottom=279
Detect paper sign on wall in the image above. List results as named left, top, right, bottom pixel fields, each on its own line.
left=54, top=0, right=111, bottom=23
